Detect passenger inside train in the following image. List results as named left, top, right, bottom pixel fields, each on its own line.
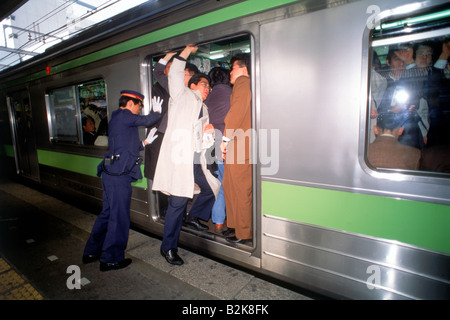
left=46, top=79, right=108, bottom=145
left=81, top=116, right=96, bottom=145
left=145, top=35, right=254, bottom=249
left=368, top=36, right=450, bottom=173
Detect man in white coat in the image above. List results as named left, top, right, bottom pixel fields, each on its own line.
left=152, top=44, right=220, bottom=265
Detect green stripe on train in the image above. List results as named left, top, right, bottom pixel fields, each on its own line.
left=0, top=0, right=297, bottom=89
left=37, top=149, right=147, bottom=188
left=9, top=147, right=450, bottom=253
left=262, top=181, right=450, bottom=254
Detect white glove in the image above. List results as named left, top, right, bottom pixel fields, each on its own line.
left=152, top=96, right=163, bottom=113
left=144, top=127, right=158, bottom=145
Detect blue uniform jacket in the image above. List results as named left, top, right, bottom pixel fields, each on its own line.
left=98, top=108, right=161, bottom=181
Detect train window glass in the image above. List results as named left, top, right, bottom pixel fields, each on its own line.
left=147, top=34, right=254, bottom=244
left=78, top=80, right=108, bottom=146
left=46, top=86, right=79, bottom=143
left=46, top=80, right=108, bottom=146
left=367, top=8, right=450, bottom=175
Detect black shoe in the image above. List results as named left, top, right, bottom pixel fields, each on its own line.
left=82, top=254, right=100, bottom=264
left=226, top=236, right=252, bottom=244
left=223, top=228, right=235, bottom=238
left=99, top=258, right=132, bottom=272
left=184, top=215, right=209, bottom=231
left=160, top=249, right=184, bottom=266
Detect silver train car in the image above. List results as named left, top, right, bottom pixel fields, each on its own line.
left=0, top=0, right=449, bottom=299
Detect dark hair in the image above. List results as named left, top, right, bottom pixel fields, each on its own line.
left=119, top=96, right=141, bottom=108
left=386, top=44, right=412, bottom=64
left=82, top=116, right=94, bottom=127
left=386, top=47, right=398, bottom=64
left=208, top=67, right=230, bottom=88
left=376, top=112, right=403, bottom=130
left=188, top=73, right=210, bottom=88
left=230, top=53, right=251, bottom=76
left=185, top=62, right=199, bottom=76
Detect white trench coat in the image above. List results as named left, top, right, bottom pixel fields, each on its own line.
left=152, top=58, right=220, bottom=199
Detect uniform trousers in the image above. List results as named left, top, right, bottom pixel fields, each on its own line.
left=84, top=173, right=132, bottom=263
left=161, top=162, right=214, bottom=252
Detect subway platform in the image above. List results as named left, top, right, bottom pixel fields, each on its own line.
left=0, top=177, right=319, bottom=307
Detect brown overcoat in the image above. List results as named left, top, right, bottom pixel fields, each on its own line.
left=223, top=75, right=252, bottom=240
left=368, top=135, right=421, bottom=170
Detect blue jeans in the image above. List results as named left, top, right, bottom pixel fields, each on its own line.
left=212, top=162, right=226, bottom=224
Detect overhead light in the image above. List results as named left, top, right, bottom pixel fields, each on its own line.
left=209, top=53, right=225, bottom=60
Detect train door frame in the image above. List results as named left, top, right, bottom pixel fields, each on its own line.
left=6, top=88, right=39, bottom=181
left=140, top=25, right=263, bottom=268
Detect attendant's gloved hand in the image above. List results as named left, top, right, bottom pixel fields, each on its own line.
left=152, top=96, right=163, bottom=113
left=144, top=127, right=158, bottom=145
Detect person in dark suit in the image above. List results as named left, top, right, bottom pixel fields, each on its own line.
left=368, top=112, right=421, bottom=170
left=82, top=116, right=97, bottom=145
left=83, top=90, right=161, bottom=271
left=377, top=46, right=428, bottom=150
left=420, top=144, right=450, bottom=173
left=144, top=53, right=175, bottom=181
left=205, top=67, right=232, bottom=232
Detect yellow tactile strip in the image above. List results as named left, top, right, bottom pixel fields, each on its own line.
left=0, top=258, right=44, bottom=300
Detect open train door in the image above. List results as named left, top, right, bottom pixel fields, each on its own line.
left=7, top=89, right=39, bottom=181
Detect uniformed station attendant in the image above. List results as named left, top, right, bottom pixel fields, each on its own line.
left=83, top=90, right=161, bottom=272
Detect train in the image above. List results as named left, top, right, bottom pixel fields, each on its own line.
left=0, top=0, right=449, bottom=299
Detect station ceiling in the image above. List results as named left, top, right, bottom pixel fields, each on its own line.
left=0, top=0, right=27, bottom=22
left=0, top=0, right=148, bottom=72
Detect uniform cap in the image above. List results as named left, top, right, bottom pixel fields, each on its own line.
left=120, top=90, right=144, bottom=101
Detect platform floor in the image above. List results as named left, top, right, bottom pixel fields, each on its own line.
left=0, top=178, right=317, bottom=302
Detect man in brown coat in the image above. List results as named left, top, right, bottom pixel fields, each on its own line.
left=368, top=112, right=421, bottom=170
left=221, top=53, right=252, bottom=243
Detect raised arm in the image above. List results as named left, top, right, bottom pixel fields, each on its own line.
left=168, top=45, right=198, bottom=99
left=154, top=52, right=177, bottom=92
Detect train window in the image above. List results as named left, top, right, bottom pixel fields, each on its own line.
left=46, top=79, right=108, bottom=146
left=367, top=7, right=450, bottom=175
left=78, top=80, right=108, bottom=146
left=146, top=34, right=254, bottom=244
